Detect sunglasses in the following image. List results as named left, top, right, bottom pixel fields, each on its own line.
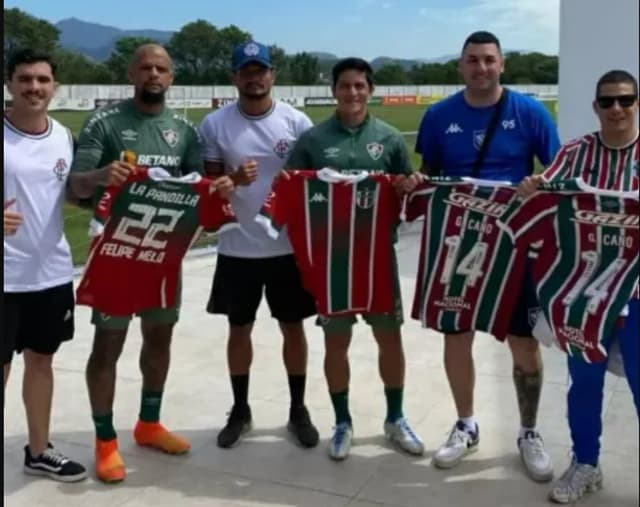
left=596, top=94, right=637, bottom=109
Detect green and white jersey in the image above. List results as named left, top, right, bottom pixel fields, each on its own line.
left=499, top=178, right=639, bottom=362
left=72, top=99, right=203, bottom=203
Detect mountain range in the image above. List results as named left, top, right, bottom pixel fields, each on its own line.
left=54, top=17, right=480, bottom=68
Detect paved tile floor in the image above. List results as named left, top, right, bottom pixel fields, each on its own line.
left=4, top=224, right=638, bottom=506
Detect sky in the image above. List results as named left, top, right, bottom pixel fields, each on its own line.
left=6, top=0, right=560, bottom=60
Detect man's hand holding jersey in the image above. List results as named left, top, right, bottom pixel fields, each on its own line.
left=517, top=174, right=544, bottom=196
left=231, top=159, right=259, bottom=186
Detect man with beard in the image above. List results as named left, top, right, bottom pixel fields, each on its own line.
left=411, top=31, right=560, bottom=481
left=69, top=44, right=205, bottom=483
left=199, top=41, right=319, bottom=449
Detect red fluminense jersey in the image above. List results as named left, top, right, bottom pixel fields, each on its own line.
left=76, top=167, right=237, bottom=315
left=405, top=177, right=525, bottom=340
left=256, top=168, right=402, bottom=316
left=499, top=178, right=639, bottom=362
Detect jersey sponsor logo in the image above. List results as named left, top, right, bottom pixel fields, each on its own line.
left=161, top=129, right=179, bottom=148
left=572, top=210, right=639, bottom=228
left=137, top=154, right=182, bottom=167
left=324, top=147, right=340, bottom=159
left=433, top=296, right=472, bottom=311
left=473, top=130, right=486, bottom=150
left=273, top=138, right=292, bottom=159
left=445, top=123, right=463, bottom=134
left=366, top=142, right=384, bottom=160
left=557, top=326, right=594, bottom=351
left=356, top=189, right=376, bottom=209
left=121, top=129, right=138, bottom=142
left=445, top=192, right=509, bottom=217
left=501, top=119, right=516, bottom=130
left=53, top=158, right=69, bottom=181
left=310, top=192, right=328, bottom=203
left=83, top=107, right=120, bottom=134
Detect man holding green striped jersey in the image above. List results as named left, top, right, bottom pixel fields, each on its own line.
left=285, top=57, right=424, bottom=461
left=520, top=69, right=639, bottom=505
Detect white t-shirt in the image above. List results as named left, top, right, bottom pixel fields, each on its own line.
left=200, top=101, right=313, bottom=258
left=4, top=116, right=74, bottom=292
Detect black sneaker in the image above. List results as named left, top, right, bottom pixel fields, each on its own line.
left=217, top=405, right=252, bottom=448
left=287, top=405, right=319, bottom=448
left=24, top=443, right=87, bottom=482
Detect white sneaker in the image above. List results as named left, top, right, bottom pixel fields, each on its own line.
left=384, top=418, right=425, bottom=456
left=433, top=421, right=479, bottom=469
left=328, top=422, right=353, bottom=461
left=548, top=458, right=603, bottom=504
left=518, top=430, right=554, bottom=482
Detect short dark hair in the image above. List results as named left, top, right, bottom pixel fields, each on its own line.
left=331, top=57, right=374, bottom=89
left=595, top=69, right=638, bottom=97
left=462, top=31, right=502, bottom=53
left=6, top=48, right=57, bottom=80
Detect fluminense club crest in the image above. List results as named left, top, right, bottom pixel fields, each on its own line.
left=52, top=158, right=68, bottom=181
left=273, top=138, right=292, bottom=159
left=162, top=129, right=179, bottom=148
left=366, top=142, right=384, bottom=160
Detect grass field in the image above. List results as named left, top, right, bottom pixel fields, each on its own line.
left=52, top=101, right=557, bottom=265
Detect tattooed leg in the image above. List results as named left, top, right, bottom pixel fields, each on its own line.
left=513, top=365, right=543, bottom=428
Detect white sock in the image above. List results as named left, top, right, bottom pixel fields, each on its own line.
left=519, top=426, right=537, bottom=439
left=460, top=416, right=477, bottom=432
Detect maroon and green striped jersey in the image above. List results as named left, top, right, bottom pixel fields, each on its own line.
left=542, top=132, right=639, bottom=190
left=76, top=167, right=237, bottom=316
left=256, top=168, right=401, bottom=316
left=405, top=177, right=525, bottom=339
left=499, top=178, right=639, bottom=362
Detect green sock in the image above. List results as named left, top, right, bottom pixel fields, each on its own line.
left=93, top=413, right=117, bottom=441
left=330, top=390, right=352, bottom=425
left=139, top=390, right=163, bottom=423
left=385, top=387, right=404, bottom=423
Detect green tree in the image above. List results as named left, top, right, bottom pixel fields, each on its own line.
left=269, top=44, right=291, bottom=84
left=374, top=63, right=409, bottom=85
left=55, top=49, right=113, bottom=84
left=168, top=20, right=251, bottom=84
left=4, top=8, right=60, bottom=67
left=289, top=52, right=319, bottom=85
left=105, top=36, right=158, bottom=83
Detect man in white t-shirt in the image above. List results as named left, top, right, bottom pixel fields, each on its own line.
left=3, top=48, right=86, bottom=482
left=200, top=41, right=319, bottom=449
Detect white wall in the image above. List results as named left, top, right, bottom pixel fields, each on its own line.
left=558, top=0, right=639, bottom=142
left=3, top=84, right=558, bottom=103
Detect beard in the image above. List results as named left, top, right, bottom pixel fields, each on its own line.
left=240, top=83, right=270, bottom=101
left=139, top=87, right=166, bottom=104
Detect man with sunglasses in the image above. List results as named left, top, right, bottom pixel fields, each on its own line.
left=520, top=69, right=639, bottom=504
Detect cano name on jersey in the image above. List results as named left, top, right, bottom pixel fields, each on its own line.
left=404, top=177, right=525, bottom=340
left=255, top=168, right=402, bottom=316
left=499, top=178, right=639, bottom=363
left=76, top=167, right=237, bottom=315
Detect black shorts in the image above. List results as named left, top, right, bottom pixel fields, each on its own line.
left=3, top=282, right=75, bottom=365
left=207, top=254, right=317, bottom=326
left=507, top=260, right=540, bottom=338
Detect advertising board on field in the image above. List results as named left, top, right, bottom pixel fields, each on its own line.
left=304, top=97, right=337, bottom=107
left=382, top=95, right=417, bottom=105
left=416, top=95, right=444, bottom=105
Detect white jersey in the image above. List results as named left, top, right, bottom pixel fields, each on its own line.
left=4, top=116, right=74, bottom=292
left=200, top=101, right=313, bottom=258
